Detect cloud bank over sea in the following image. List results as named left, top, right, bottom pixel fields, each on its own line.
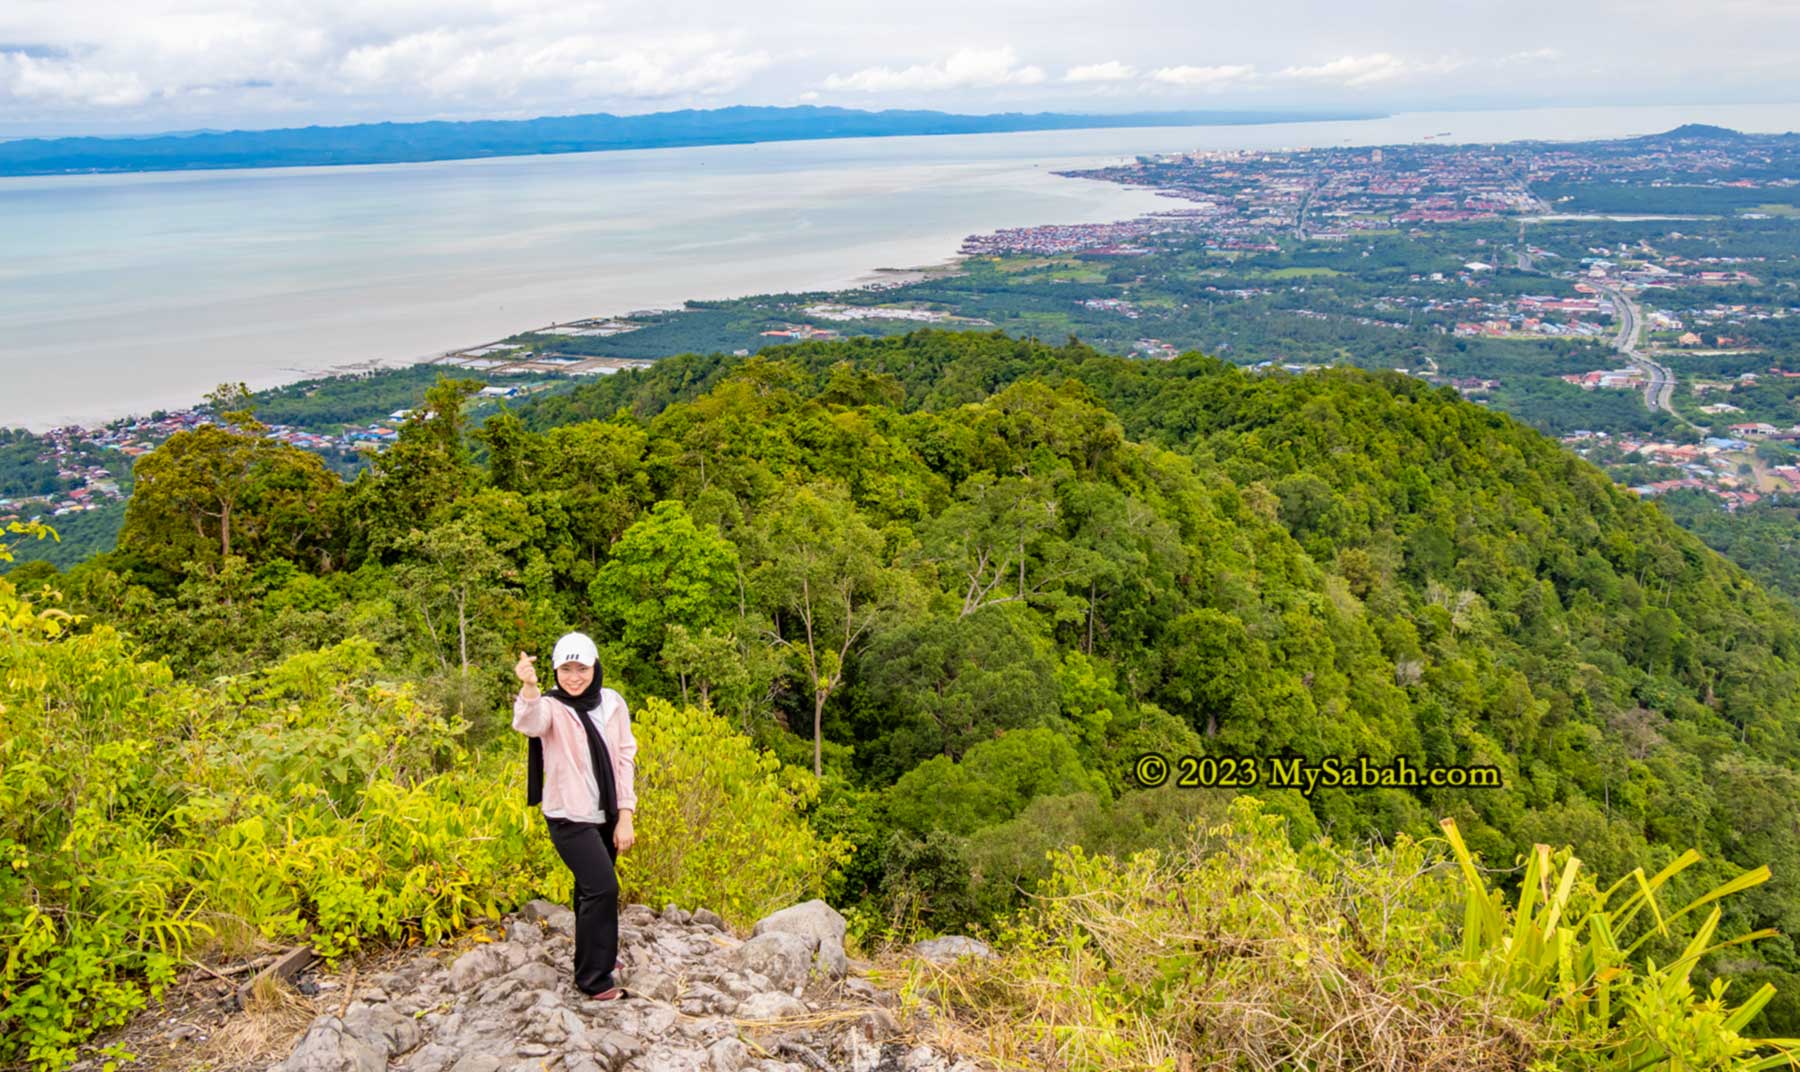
left=2, top=0, right=1795, bottom=138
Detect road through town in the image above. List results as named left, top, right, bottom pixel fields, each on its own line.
left=1596, top=283, right=1686, bottom=421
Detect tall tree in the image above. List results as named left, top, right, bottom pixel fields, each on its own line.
left=350, top=376, right=484, bottom=554
left=393, top=517, right=514, bottom=718
left=922, top=473, right=1084, bottom=619
left=749, top=482, right=908, bottom=776
left=856, top=605, right=1061, bottom=779
left=589, top=500, right=740, bottom=679
left=120, top=383, right=341, bottom=576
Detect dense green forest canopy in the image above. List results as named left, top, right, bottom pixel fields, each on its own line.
left=11, top=330, right=1800, bottom=1059
left=523, top=330, right=1800, bottom=998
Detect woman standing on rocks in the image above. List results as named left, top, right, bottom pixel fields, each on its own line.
left=512, top=632, right=638, bottom=1000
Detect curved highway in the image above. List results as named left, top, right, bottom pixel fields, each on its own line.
left=1597, top=284, right=1680, bottom=416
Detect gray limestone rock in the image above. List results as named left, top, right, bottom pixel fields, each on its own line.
left=278, top=1017, right=386, bottom=1072
left=492, top=941, right=532, bottom=972
left=342, top=1000, right=422, bottom=1056
left=634, top=999, right=679, bottom=1036
left=741, top=970, right=775, bottom=993
left=735, top=991, right=808, bottom=1020
left=627, top=969, right=680, bottom=1003
left=841, top=976, right=895, bottom=1008
left=683, top=961, right=723, bottom=985
left=270, top=899, right=959, bottom=1072
left=708, top=1037, right=750, bottom=1072
left=751, top=900, right=845, bottom=949
left=727, top=932, right=813, bottom=993
left=714, top=972, right=759, bottom=1001
left=449, top=947, right=507, bottom=990
left=908, top=936, right=992, bottom=964
left=813, top=941, right=849, bottom=981
left=752, top=900, right=850, bottom=982
left=543, top=908, right=577, bottom=938
left=474, top=975, right=523, bottom=1007
left=504, top=961, right=561, bottom=991
left=400, top=1042, right=458, bottom=1072
left=591, top=1027, right=645, bottom=1063
left=676, top=1018, right=720, bottom=1041
left=517, top=899, right=565, bottom=923
left=678, top=983, right=733, bottom=1016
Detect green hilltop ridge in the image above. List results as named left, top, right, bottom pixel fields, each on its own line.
left=1641, top=123, right=1775, bottom=143
left=6, top=330, right=1800, bottom=1067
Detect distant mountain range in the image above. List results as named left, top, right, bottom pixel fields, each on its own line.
left=0, top=105, right=1381, bottom=177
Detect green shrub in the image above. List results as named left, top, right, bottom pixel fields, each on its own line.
left=0, top=575, right=841, bottom=1069
left=622, top=697, right=851, bottom=928
left=886, top=727, right=1110, bottom=838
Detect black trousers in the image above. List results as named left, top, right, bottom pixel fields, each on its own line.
left=545, top=815, right=620, bottom=994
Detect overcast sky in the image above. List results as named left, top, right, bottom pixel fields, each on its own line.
left=2, top=0, right=1797, bottom=138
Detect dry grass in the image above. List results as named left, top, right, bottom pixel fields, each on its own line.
left=868, top=807, right=1550, bottom=1072
left=194, top=978, right=319, bottom=1070
left=884, top=922, right=1541, bottom=1072
left=873, top=803, right=1795, bottom=1072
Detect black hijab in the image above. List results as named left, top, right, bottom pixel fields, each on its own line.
left=547, top=670, right=603, bottom=712
left=526, top=665, right=620, bottom=822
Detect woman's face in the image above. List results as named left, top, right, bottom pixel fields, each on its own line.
left=556, top=660, right=594, bottom=693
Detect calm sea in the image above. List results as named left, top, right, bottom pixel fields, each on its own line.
left=4, top=101, right=1799, bottom=431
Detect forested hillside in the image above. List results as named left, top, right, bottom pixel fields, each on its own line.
left=7, top=330, right=1800, bottom=1068
left=524, top=329, right=1800, bottom=1017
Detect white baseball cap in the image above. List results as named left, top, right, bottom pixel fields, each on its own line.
left=552, top=632, right=598, bottom=667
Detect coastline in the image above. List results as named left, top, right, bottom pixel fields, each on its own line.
left=847, top=257, right=969, bottom=287
left=7, top=254, right=980, bottom=435
left=0, top=107, right=1384, bottom=180
left=2, top=131, right=1178, bottom=433
left=12, top=101, right=1800, bottom=433
left=12, top=109, right=1800, bottom=557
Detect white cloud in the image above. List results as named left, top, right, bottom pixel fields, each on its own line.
left=1064, top=60, right=1136, bottom=83
left=336, top=31, right=770, bottom=100
left=0, top=50, right=150, bottom=106
left=2, top=0, right=1798, bottom=136
left=823, top=47, right=1046, bottom=93
left=1277, top=52, right=1460, bottom=86
left=0, top=6, right=776, bottom=125
left=1149, top=63, right=1255, bottom=88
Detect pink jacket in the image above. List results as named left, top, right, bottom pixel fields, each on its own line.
left=513, top=686, right=638, bottom=824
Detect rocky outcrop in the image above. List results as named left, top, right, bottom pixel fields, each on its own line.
left=906, top=938, right=991, bottom=966
left=270, top=900, right=972, bottom=1072
left=749, top=901, right=850, bottom=982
